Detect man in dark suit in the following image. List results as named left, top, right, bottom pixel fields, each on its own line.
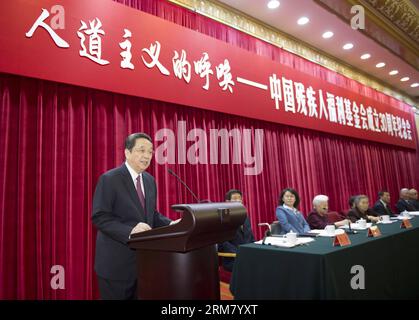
left=409, top=189, right=419, bottom=210
left=396, top=188, right=416, bottom=213
left=92, top=133, right=175, bottom=300
left=373, top=190, right=395, bottom=216
left=218, top=189, right=255, bottom=272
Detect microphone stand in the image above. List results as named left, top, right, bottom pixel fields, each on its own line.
left=258, top=223, right=271, bottom=245
left=168, top=169, right=210, bottom=203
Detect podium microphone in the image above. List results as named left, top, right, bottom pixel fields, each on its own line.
left=168, top=169, right=201, bottom=203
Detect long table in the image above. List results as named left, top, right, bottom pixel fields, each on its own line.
left=230, top=217, right=419, bottom=299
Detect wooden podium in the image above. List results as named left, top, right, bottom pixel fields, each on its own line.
left=128, top=202, right=247, bottom=300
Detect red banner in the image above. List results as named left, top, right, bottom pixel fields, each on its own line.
left=0, top=0, right=416, bottom=149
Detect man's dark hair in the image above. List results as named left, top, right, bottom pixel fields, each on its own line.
left=348, top=195, right=357, bottom=208
left=378, top=190, right=389, bottom=198
left=125, top=133, right=152, bottom=151
left=225, top=189, right=242, bottom=201
left=278, top=188, right=300, bottom=208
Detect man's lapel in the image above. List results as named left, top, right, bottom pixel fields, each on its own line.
left=142, top=173, right=153, bottom=226
left=408, top=200, right=415, bottom=211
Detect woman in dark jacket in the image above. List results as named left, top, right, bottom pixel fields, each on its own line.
left=347, top=195, right=380, bottom=223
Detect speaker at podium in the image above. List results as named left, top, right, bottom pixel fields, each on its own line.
left=128, top=201, right=247, bottom=299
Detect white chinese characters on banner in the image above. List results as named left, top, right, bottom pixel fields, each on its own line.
left=406, top=120, right=412, bottom=140
left=386, top=114, right=393, bottom=136
left=77, top=18, right=109, bottom=65
left=24, top=12, right=414, bottom=143
left=172, top=50, right=191, bottom=83
left=373, top=109, right=380, bottom=132
left=295, top=82, right=307, bottom=116
left=26, top=8, right=69, bottom=48
left=352, top=102, right=361, bottom=129
left=269, top=74, right=282, bottom=110
left=141, top=41, right=170, bottom=75
left=282, top=77, right=295, bottom=113
left=336, top=96, right=346, bottom=125
left=318, top=90, right=328, bottom=120
left=327, top=92, right=337, bottom=123
left=194, top=53, right=213, bottom=90
left=119, top=29, right=134, bottom=70
left=366, top=107, right=375, bottom=131
left=216, top=59, right=235, bottom=93
left=379, top=113, right=387, bottom=133
left=360, top=104, right=368, bottom=130
left=345, top=98, right=354, bottom=127
left=307, top=86, right=318, bottom=118
left=265, top=74, right=412, bottom=141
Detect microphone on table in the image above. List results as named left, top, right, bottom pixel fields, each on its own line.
left=347, top=219, right=357, bottom=234
left=258, top=223, right=272, bottom=245
left=168, top=169, right=211, bottom=203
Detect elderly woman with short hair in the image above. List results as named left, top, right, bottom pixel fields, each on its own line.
left=307, top=195, right=350, bottom=229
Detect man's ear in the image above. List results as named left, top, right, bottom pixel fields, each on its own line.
left=124, top=148, right=130, bottom=159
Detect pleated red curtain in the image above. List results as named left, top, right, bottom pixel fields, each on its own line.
left=0, top=0, right=417, bottom=299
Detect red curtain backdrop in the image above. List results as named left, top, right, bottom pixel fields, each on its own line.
left=0, top=0, right=418, bottom=299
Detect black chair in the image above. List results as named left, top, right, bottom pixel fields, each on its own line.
left=258, top=221, right=282, bottom=237
left=270, top=221, right=282, bottom=235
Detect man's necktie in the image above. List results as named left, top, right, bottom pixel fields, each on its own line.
left=136, top=174, right=145, bottom=209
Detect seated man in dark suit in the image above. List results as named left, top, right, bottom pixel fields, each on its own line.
left=218, top=189, right=255, bottom=272
left=92, top=133, right=177, bottom=300
left=347, top=195, right=380, bottom=223
left=396, top=188, right=416, bottom=213
left=373, top=190, right=395, bottom=216
left=409, top=189, right=419, bottom=210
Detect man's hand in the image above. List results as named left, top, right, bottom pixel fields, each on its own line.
left=334, top=219, right=350, bottom=227
left=368, top=216, right=380, bottom=223
left=130, top=222, right=151, bottom=235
